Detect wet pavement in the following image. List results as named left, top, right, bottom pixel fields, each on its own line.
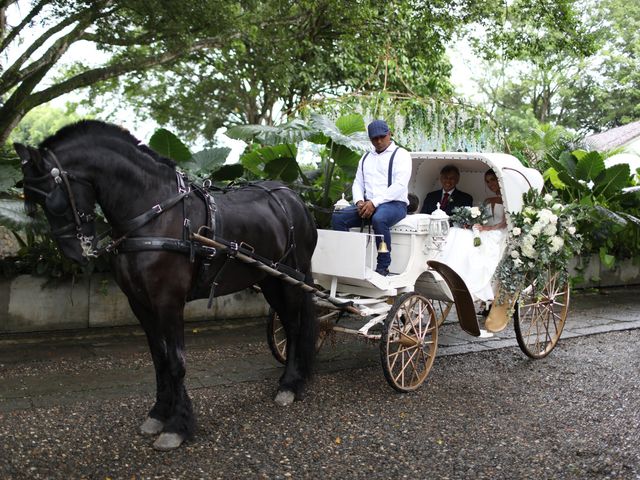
left=0, top=286, right=639, bottom=478
left=1, top=286, right=639, bottom=412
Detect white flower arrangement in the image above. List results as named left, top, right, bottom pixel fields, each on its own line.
left=449, top=205, right=490, bottom=246
left=494, top=190, right=583, bottom=305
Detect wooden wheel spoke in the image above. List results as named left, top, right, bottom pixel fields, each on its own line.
left=515, top=271, right=569, bottom=359
left=381, top=293, right=438, bottom=392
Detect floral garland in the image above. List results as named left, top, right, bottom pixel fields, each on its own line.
left=494, top=190, right=583, bottom=304
left=449, top=205, right=490, bottom=246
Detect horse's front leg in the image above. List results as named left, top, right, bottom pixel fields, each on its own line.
left=129, top=298, right=195, bottom=450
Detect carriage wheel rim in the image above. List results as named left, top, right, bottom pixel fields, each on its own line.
left=382, top=293, right=438, bottom=392
left=515, top=270, right=569, bottom=358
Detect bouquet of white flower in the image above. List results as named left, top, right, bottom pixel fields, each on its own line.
left=449, top=206, right=490, bottom=246
left=494, top=190, right=583, bottom=305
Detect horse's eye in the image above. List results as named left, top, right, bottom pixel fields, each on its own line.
left=45, top=186, right=69, bottom=215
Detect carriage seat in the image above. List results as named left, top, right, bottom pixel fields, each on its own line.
left=389, top=213, right=431, bottom=234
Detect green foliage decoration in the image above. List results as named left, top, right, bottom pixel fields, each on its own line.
left=495, top=190, right=583, bottom=305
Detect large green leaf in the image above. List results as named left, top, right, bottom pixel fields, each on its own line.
left=226, top=119, right=312, bottom=146
left=556, top=150, right=577, bottom=177
left=593, top=205, right=628, bottom=226
left=0, top=199, right=39, bottom=230
left=335, top=114, right=366, bottom=136
left=544, top=167, right=567, bottom=189
left=182, top=147, right=231, bottom=176
left=557, top=170, right=585, bottom=191
left=593, top=163, right=631, bottom=199
left=617, top=211, right=640, bottom=227
left=148, top=128, right=192, bottom=163
left=0, top=163, right=22, bottom=193
left=240, top=144, right=299, bottom=180
left=209, top=164, right=245, bottom=181
left=575, top=151, right=605, bottom=181
left=331, top=144, right=361, bottom=175
left=309, top=113, right=370, bottom=153
left=264, top=156, right=299, bottom=183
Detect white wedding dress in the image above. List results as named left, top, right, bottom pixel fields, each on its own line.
left=436, top=203, right=507, bottom=302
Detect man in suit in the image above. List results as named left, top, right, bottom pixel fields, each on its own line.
left=420, top=165, right=473, bottom=215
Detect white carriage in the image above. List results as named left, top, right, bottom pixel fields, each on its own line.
left=267, top=152, right=571, bottom=392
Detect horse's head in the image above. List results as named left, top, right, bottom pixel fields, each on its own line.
left=15, top=143, right=97, bottom=265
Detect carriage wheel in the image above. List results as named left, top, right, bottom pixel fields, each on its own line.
left=266, top=309, right=334, bottom=364
left=266, top=310, right=288, bottom=364
left=514, top=268, right=570, bottom=359
left=431, top=299, right=453, bottom=327
left=380, top=292, right=438, bottom=392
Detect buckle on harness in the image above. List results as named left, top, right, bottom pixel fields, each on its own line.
left=227, top=241, right=239, bottom=257
left=152, top=204, right=162, bottom=214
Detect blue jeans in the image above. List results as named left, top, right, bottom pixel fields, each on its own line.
left=331, top=201, right=407, bottom=271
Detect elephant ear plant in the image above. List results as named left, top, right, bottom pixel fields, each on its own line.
left=545, top=149, right=640, bottom=271
left=227, top=113, right=370, bottom=227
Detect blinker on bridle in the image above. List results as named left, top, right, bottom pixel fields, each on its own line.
left=22, top=149, right=98, bottom=258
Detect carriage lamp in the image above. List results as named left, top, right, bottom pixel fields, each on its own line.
left=334, top=193, right=350, bottom=211
left=429, top=202, right=450, bottom=250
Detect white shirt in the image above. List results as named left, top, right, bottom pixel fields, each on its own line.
left=352, top=142, right=412, bottom=207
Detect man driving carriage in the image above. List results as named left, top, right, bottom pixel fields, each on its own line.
left=331, top=119, right=412, bottom=276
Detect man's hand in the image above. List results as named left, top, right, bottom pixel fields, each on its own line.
left=357, top=200, right=375, bottom=219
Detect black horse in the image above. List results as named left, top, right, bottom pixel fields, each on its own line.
left=14, top=120, right=317, bottom=450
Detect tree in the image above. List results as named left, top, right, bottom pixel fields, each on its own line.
left=469, top=0, right=600, bottom=138
left=94, top=0, right=497, bottom=143
left=3, top=0, right=516, bottom=146
left=471, top=0, right=640, bottom=135
left=8, top=103, right=83, bottom=144
left=0, top=0, right=258, bottom=144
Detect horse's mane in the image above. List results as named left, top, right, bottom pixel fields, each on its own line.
left=39, top=119, right=177, bottom=169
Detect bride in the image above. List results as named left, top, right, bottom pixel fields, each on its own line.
left=437, top=169, right=507, bottom=303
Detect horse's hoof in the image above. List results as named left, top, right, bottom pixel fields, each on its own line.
left=153, top=432, right=184, bottom=451
left=140, top=417, right=164, bottom=436
left=274, top=390, right=295, bottom=406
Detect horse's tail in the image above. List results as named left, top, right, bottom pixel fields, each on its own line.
left=298, top=270, right=318, bottom=379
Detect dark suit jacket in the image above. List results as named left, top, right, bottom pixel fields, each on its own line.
left=420, top=189, right=473, bottom=215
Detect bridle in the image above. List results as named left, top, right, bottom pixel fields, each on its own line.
left=22, top=148, right=193, bottom=259
left=22, top=149, right=98, bottom=258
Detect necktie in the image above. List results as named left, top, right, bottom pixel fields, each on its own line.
left=440, top=192, right=450, bottom=209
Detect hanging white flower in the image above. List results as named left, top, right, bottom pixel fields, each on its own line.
left=537, top=208, right=554, bottom=225
left=512, top=227, right=521, bottom=236
left=544, top=193, right=554, bottom=203
left=549, top=236, right=565, bottom=252
left=521, top=241, right=538, bottom=259
left=544, top=223, right=557, bottom=236
left=568, top=225, right=576, bottom=235
left=530, top=222, right=543, bottom=236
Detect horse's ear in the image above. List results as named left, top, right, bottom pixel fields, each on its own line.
left=15, top=143, right=46, bottom=174
left=13, top=143, right=30, bottom=164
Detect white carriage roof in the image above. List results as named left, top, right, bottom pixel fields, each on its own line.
left=409, top=151, right=544, bottom=215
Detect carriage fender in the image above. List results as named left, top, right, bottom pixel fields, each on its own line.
left=426, top=260, right=480, bottom=337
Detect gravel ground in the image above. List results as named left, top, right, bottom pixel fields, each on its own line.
left=0, top=328, right=638, bottom=479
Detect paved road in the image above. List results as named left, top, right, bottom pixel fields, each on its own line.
left=0, top=286, right=639, bottom=478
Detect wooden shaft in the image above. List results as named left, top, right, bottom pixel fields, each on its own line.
left=191, top=232, right=358, bottom=313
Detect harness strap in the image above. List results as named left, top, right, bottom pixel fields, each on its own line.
left=116, top=237, right=217, bottom=257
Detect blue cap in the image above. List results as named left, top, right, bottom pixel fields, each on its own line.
left=367, top=119, right=390, bottom=138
